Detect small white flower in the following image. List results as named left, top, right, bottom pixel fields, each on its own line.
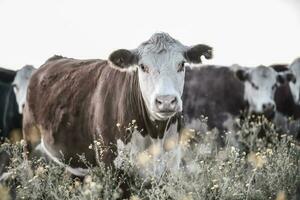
left=20, top=139, right=26, bottom=146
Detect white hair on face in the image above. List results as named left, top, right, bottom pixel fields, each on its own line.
left=134, top=33, right=188, bottom=121
left=243, top=66, right=277, bottom=113
left=136, top=32, right=186, bottom=56
left=12, top=65, right=36, bottom=114
left=109, top=33, right=211, bottom=120
left=138, top=51, right=185, bottom=120
left=289, top=58, right=300, bottom=104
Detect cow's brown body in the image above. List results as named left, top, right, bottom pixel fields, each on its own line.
left=23, top=56, right=180, bottom=168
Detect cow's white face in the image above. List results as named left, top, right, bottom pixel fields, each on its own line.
left=137, top=51, right=186, bottom=120
left=12, top=65, right=36, bottom=114
left=288, top=58, right=300, bottom=104
left=236, top=66, right=294, bottom=119
left=109, top=33, right=213, bottom=121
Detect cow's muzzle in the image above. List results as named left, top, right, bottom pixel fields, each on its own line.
left=154, top=95, right=179, bottom=117
left=262, top=103, right=275, bottom=120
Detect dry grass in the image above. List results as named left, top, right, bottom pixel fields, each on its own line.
left=0, top=118, right=299, bottom=200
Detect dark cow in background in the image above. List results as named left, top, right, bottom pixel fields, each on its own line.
left=0, top=67, right=21, bottom=187
left=287, top=58, right=300, bottom=104
left=0, top=68, right=22, bottom=142
left=0, top=67, right=15, bottom=83
left=183, top=65, right=295, bottom=146
left=0, top=65, right=35, bottom=143
left=272, top=59, right=300, bottom=140
left=271, top=64, right=298, bottom=118
left=23, top=33, right=213, bottom=178
left=183, top=65, right=245, bottom=133
left=0, top=65, right=35, bottom=185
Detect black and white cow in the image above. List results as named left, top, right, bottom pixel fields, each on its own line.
left=287, top=58, right=300, bottom=105
left=272, top=59, right=300, bottom=140
left=183, top=64, right=294, bottom=145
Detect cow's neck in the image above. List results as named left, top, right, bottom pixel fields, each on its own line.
left=118, top=71, right=180, bottom=142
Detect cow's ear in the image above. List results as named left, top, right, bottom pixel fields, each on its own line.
left=277, top=72, right=296, bottom=85
left=184, top=44, right=213, bottom=64
left=236, top=69, right=249, bottom=82
left=276, top=74, right=285, bottom=85
left=287, top=73, right=297, bottom=83
left=108, top=49, right=139, bottom=69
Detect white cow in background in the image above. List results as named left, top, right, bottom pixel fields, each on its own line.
left=12, top=65, right=36, bottom=114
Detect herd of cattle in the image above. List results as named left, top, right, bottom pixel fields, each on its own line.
left=0, top=33, right=300, bottom=178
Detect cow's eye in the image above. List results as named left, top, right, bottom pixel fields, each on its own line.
left=139, top=64, right=149, bottom=73
left=251, top=82, right=259, bottom=90
left=177, top=61, right=185, bottom=72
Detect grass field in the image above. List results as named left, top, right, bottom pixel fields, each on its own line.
left=0, top=118, right=299, bottom=200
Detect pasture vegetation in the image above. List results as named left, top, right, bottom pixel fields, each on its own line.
left=0, top=118, right=299, bottom=200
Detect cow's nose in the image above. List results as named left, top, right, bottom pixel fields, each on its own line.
left=262, top=103, right=275, bottom=112
left=262, top=102, right=275, bottom=119
left=155, top=95, right=178, bottom=112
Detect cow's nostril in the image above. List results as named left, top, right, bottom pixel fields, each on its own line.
left=171, top=98, right=177, bottom=105
left=155, top=99, right=163, bottom=105
left=263, top=103, right=275, bottom=111
left=155, top=95, right=178, bottom=112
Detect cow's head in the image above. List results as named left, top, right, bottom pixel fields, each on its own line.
left=288, top=58, right=300, bottom=104
left=109, top=33, right=212, bottom=121
left=236, top=65, right=295, bottom=119
left=12, top=65, right=36, bottom=114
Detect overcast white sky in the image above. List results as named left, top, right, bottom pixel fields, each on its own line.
left=0, top=0, right=299, bottom=70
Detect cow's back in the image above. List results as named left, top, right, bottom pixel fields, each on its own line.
left=27, top=57, right=104, bottom=129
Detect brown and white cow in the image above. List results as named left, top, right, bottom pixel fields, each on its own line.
left=23, top=33, right=213, bottom=176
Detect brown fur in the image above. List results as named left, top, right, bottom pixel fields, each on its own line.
left=23, top=56, right=180, bottom=168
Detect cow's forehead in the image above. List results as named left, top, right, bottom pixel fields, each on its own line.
left=16, top=65, right=34, bottom=79
left=137, top=33, right=186, bottom=57
left=140, top=51, right=185, bottom=69
left=250, top=66, right=276, bottom=83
